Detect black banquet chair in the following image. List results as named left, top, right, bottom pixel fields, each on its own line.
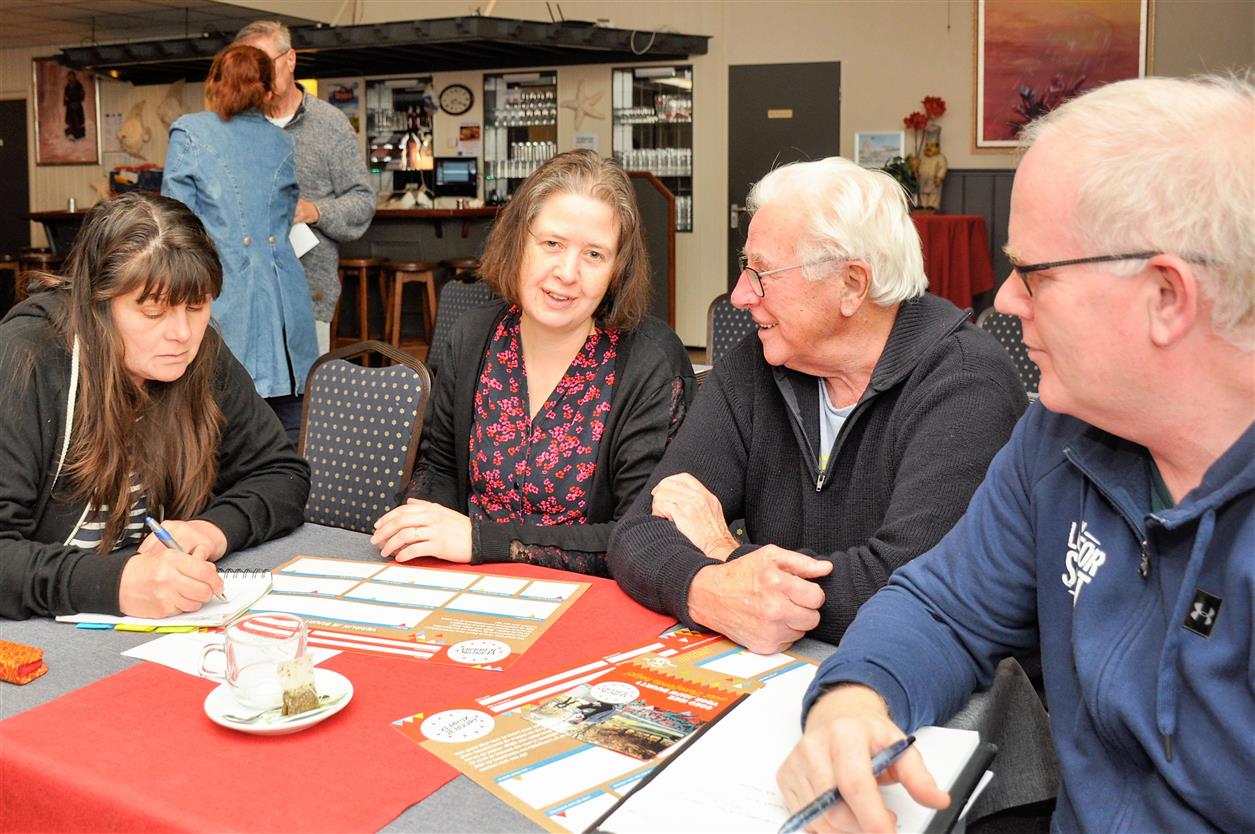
left=425, top=280, right=493, bottom=376
left=706, top=293, right=756, bottom=366
left=299, top=340, right=432, bottom=533
left=977, top=307, right=1040, bottom=400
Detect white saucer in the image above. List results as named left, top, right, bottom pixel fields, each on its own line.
left=204, top=668, right=353, bottom=735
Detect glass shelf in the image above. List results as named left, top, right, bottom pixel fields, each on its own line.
left=483, top=71, right=558, bottom=204
left=612, top=65, right=693, bottom=232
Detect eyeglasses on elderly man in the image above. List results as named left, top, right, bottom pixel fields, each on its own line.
left=736, top=254, right=847, bottom=297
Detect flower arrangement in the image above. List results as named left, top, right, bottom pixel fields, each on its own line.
left=883, top=95, right=947, bottom=207
left=906, top=96, right=946, bottom=160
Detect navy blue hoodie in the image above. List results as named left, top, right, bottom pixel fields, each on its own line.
left=809, top=403, right=1255, bottom=832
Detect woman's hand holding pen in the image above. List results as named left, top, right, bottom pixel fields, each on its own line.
left=118, top=548, right=224, bottom=618
left=136, top=519, right=227, bottom=561
left=372, top=499, right=472, bottom=563
left=776, top=685, right=949, bottom=833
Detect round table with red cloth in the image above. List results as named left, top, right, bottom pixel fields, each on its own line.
left=912, top=213, right=996, bottom=310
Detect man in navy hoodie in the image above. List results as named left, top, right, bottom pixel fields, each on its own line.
left=777, top=74, right=1254, bottom=833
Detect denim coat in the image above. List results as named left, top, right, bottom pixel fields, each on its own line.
left=162, top=109, right=317, bottom=399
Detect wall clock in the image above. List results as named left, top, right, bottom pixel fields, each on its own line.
left=438, top=83, right=474, bottom=116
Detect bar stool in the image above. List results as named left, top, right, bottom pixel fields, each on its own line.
left=385, top=259, right=440, bottom=358
left=439, top=257, right=481, bottom=284
left=17, top=251, right=64, bottom=303
left=332, top=257, right=389, bottom=349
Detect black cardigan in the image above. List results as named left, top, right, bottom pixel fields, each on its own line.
left=607, top=293, right=1028, bottom=644
left=408, top=300, right=695, bottom=575
left=0, top=293, right=311, bottom=619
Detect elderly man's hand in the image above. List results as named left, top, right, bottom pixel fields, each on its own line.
left=651, top=473, right=741, bottom=561
left=687, top=546, right=833, bottom=654
left=294, top=197, right=320, bottom=225
left=777, top=685, right=949, bottom=833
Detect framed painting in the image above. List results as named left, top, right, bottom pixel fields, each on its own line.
left=974, top=0, right=1153, bottom=150
left=854, top=131, right=905, bottom=169
left=33, top=58, right=100, bottom=165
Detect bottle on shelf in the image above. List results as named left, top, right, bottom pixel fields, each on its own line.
left=402, top=107, right=421, bottom=171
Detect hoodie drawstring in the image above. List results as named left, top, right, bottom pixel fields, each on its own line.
left=52, top=335, right=80, bottom=489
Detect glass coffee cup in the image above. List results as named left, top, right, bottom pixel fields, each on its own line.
left=200, top=613, right=308, bottom=710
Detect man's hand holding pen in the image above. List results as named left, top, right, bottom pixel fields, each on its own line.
left=776, top=684, right=949, bottom=832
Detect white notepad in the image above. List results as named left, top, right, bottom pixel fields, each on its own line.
left=600, top=663, right=984, bottom=833
left=56, top=571, right=272, bottom=627
left=288, top=222, right=319, bottom=257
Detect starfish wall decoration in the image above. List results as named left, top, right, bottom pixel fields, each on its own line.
left=560, top=80, right=606, bottom=131
left=88, top=176, right=112, bottom=206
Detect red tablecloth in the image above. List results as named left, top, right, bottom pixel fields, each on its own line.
left=912, top=213, right=996, bottom=309
left=0, top=561, right=675, bottom=833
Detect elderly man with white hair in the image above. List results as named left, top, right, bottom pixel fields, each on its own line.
left=607, top=156, right=1026, bottom=653
left=777, top=73, right=1255, bottom=833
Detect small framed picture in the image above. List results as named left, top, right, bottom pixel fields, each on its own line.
left=33, top=58, right=100, bottom=166
left=854, top=131, right=905, bottom=169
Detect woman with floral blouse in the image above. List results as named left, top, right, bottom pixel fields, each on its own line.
left=371, top=150, right=694, bottom=576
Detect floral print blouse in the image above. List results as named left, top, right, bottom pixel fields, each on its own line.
left=468, top=307, right=619, bottom=537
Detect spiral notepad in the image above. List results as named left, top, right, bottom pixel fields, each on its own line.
left=56, top=568, right=273, bottom=627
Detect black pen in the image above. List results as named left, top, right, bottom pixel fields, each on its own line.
left=143, top=515, right=228, bottom=603
left=779, top=735, right=917, bottom=834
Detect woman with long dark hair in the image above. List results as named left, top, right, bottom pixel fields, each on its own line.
left=371, top=150, right=694, bottom=576
left=0, top=193, right=310, bottom=620
left=162, top=43, right=316, bottom=444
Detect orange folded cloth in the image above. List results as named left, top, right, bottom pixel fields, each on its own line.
left=0, top=639, right=48, bottom=685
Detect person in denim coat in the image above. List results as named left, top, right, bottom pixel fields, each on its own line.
left=162, top=43, right=317, bottom=444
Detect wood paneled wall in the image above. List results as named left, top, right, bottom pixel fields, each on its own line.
left=939, top=168, right=1017, bottom=313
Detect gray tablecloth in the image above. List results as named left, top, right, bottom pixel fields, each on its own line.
left=0, top=523, right=1057, bottom=831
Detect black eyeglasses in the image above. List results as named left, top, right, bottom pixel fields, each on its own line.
left=1009, top=252, right=1161, bottom=296
left=738, top=255, right=845, bottom=297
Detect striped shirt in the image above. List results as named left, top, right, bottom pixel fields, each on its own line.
left=65, top=476, right=148, bottom=552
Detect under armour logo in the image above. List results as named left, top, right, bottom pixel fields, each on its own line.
left=1183, top=588, right=1222, bottom=638
left=1190, top=602, right=1215, bottom=627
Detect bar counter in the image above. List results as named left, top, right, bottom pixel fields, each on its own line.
left=22, top=211, right=88, bottom=256
left=343, top=206, right=500, bottom=263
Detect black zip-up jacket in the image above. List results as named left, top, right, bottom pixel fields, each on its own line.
left=607, top=293, right=1028, bottom=644
left=0, top=293, right=311, bottom=619
left=407, top=299, right=695, bottom=576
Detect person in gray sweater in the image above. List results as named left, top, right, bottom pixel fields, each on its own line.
left=607, top=157, right=1027, bottom=653
left=236, top=20, right=376, bottom=355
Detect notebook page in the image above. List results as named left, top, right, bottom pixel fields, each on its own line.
left=601, top=663, right=981, bottom=833
left=56, top=573, right=272, bottom=627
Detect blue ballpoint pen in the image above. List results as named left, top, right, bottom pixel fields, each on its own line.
left=143, top=515, right=227, bottom=602
left=778, top=735, right=917, bottom=834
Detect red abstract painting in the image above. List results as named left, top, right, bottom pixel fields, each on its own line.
left=976, top=0, right=1150, bottom=148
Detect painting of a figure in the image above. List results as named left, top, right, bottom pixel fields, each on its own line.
left=975, top=0, right=1151, bottom=148
left=34, top=58, right=99, bottom=165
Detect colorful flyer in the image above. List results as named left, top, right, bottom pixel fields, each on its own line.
left=248, top=556, right=590, bottom=670
left=393, top=633, right=811, bottom=832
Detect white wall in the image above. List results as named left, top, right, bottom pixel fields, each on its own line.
left=7, top=0, right=1253, bottom=344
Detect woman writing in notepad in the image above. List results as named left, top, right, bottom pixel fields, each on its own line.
left=0, top=193, right=310, bottom=620
left=371, top=151, right=694, bottom=576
